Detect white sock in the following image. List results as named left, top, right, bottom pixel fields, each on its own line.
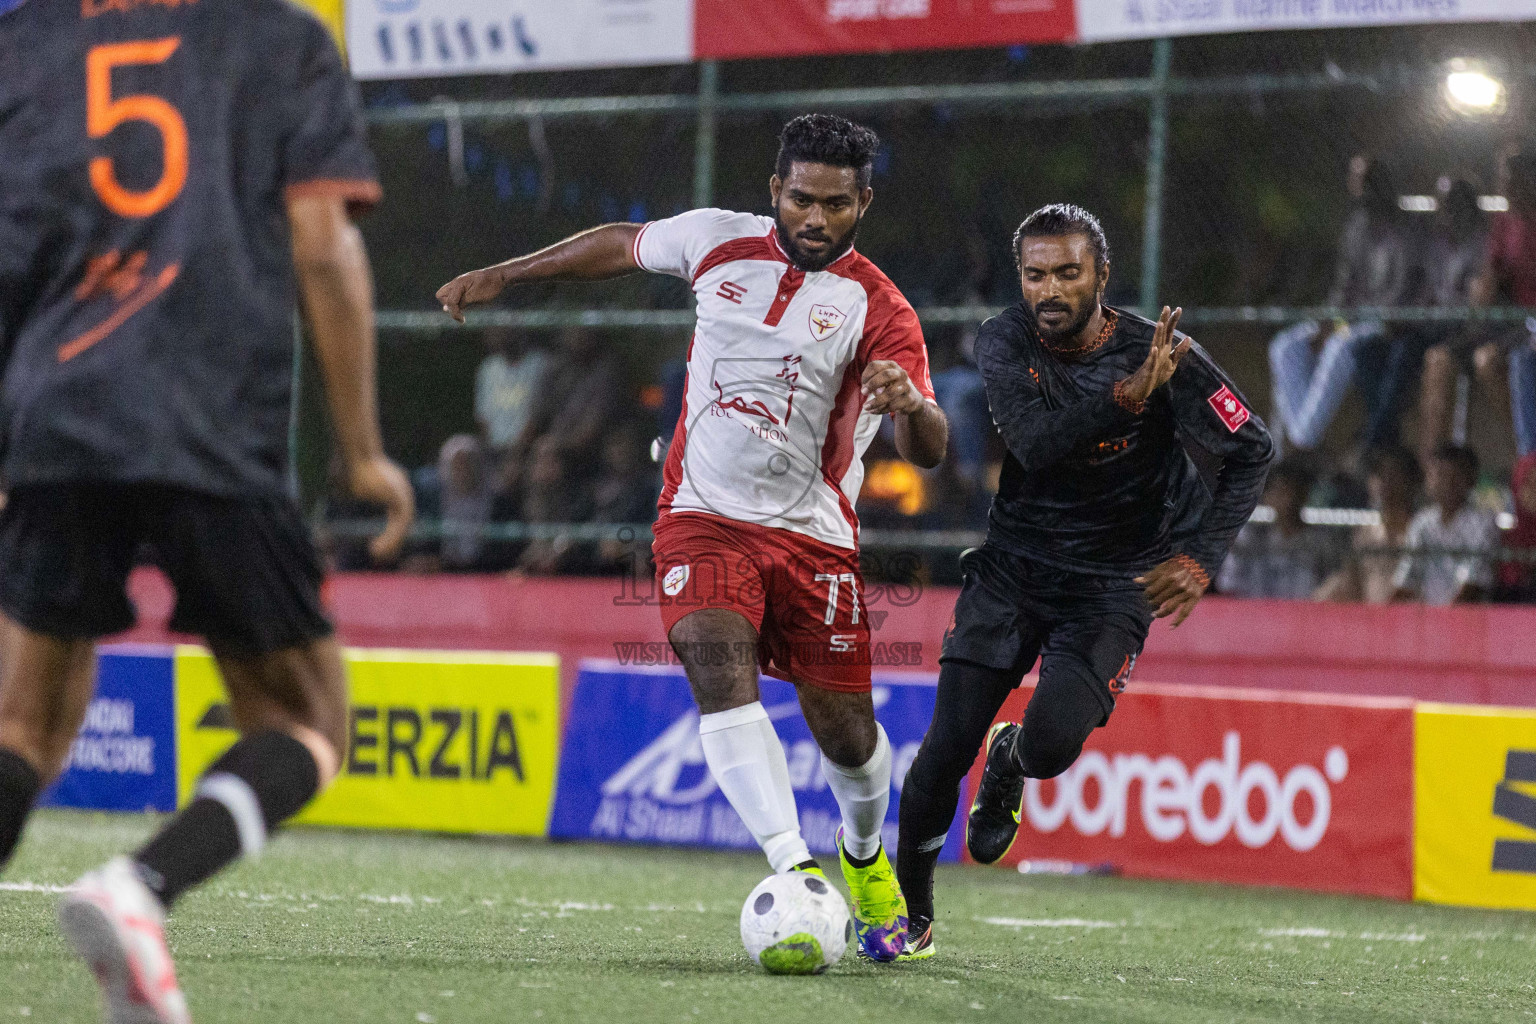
left=698, top=703, right=809, bottom=873
left=822, top=724, right=892, bottom=861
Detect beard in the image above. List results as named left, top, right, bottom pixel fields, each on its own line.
left=1026, top=295, right=1099, bottom=346
left=774, top=209, right=861, bottom=272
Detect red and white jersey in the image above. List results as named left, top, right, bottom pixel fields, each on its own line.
left=636, top=209, right=934, bottom=551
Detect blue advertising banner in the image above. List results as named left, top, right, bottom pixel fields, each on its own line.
left=40, top=647, right=177, bottom=813
left=551, top=661, right=964, bottom=862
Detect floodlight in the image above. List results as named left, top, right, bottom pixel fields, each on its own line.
left=1442, top=59, right=1506, bottom=116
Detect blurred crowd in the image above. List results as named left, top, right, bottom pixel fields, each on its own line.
left=322, top=148, right=1536, bottom=604
left=1222, top=149, right=1536, bottom=605
left=329, top=326, right=657, bottom=575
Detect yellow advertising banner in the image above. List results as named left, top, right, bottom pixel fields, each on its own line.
left=1414, top=702, right=1536, bottom=909
left=292, top=0, right=346, bottom=51
left=175, top=647, right=560, bottom=837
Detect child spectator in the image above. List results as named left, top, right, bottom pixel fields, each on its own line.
left=1316, top=445, right=1422, bottom=603
left=438, top=434, right=514, bottom=571
left=1219, top=458, right=1342, bottom=599
left=475, top=328, right=549, bottom=453
left=1392, top=443, right=1500, bottom=604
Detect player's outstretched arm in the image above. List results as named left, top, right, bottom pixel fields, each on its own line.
left=435, top=223, right=644, bottom=322
left=289, top=193, right=415, bottom=563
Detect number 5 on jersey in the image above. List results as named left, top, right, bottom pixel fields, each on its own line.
left=88, top=37, right=187, bottom=219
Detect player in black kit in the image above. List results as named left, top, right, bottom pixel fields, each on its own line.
left=0, top=1, right=412, bottom=1020
left=894, top=205, right=1274, bottom=960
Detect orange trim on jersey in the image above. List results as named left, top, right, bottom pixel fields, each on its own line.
left=283, top=178, right=383, bottom=213
left=58, top=262, right=180, bottom=363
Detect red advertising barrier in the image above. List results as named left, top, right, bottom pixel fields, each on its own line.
left=694, top=0, right=1075, bottom=61
left=118, top=569, right=1536, bottom=708
left=966, top=683, right=1416, bottom=898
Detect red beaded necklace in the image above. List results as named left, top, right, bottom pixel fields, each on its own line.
left=1040, top=307, right=1118, bottom=357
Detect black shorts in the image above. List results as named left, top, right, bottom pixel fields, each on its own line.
left=940, top=545, right=1153, bottom=722
left=0, top=484, right=332, bottom=656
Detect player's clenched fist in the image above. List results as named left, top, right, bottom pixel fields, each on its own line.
left=436, top=267, right=508, bottom=323
left=861, top=359, right=925, bottom=415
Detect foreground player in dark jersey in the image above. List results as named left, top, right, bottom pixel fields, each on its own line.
left=894, top=205, right=1273, bottom=959
left=0, top=2, right=413, bottom=1020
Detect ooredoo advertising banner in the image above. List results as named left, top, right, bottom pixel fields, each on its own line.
left=549, top=661, right=965, bottom=861
left=175, top=647, right=562, bottom=836
left=346, top=0, right=694, bottom=80
left=692, top=0, right=1076, bottom=61
left=1414, top=702, right=1536, bottom=910
left=969, top=682, right=1416, bottom=899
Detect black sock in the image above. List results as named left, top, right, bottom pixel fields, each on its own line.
left=792, top=858, right=822, bottom=873
left=896, top=659, right=1022, bottom=925
left=896, top=775, right=956, bottom=925
left=0, top=748, right=41, bottom=871
left=135, top=731, right=319, bottom=908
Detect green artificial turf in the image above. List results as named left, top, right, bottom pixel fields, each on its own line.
left=2, top=810, right=1532, bottom=1023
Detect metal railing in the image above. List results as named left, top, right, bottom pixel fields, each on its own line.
left=374, top=304, right=1536, bottom=335
left=322, top=515, right=1536, bottom=562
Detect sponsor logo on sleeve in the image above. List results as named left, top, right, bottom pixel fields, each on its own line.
left=1207, top=385, right=1250, bottom=433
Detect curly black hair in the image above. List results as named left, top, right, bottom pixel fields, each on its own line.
left=775, top=114, right=879, bottom=189
left=1012, top=203, right=1111, bottom=273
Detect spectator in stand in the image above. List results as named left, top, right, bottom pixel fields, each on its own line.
left=590, top=421, right=660, bottom=573
left=1471, top=152, right=1536, bottom=458
left=1495, top=453, right=1536, bottom=602
left=437, top=434, right=515, bottom=572
left=523, top=327, right=627, bottom=466
left=1269, top=157, right=1415, bottom=452
left=515, top=435, right=594, bottom=575
left=926, top=326, right=990, bottom=495
left=1416, top=179, right=1493, bottom=463
left=1218, top=458, right=1341, bottom=599
left=1392, top=442, right=1500, bottom=605
left=475, top=327, right=550, bottom=453
left=1316, top=445, right=1422, bottom=603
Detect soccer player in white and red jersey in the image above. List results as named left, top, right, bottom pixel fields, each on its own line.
left=438, top=114, right=948, bottom=962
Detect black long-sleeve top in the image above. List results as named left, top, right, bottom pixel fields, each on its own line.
left=975, top=304, right=1275, bottom=579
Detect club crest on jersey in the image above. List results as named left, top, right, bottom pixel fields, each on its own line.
left=1207, top=385, right=1250, bottom=433
left=662, top=564, right=690, bottom=597
left=808, top=304, right=846, bottom=341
